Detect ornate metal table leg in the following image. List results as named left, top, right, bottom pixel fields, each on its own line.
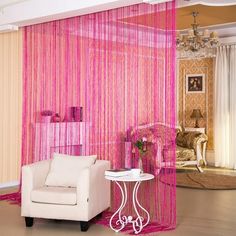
left=109, top=181, right=128, bottom=232
left=132, top=181, right=150, bottom=234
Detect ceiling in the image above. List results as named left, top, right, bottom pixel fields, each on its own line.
left=0, top=0, right=28, bottom=8
left=177, top=4, right=236, bottom=30
left=122, top=4, right=236, bottom=31
left=0, top=0, right=144, bottom=27
left=1, top=1, right=236, bottom=38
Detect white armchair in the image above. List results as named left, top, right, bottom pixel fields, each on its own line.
left=21, top=157, right=110, bottom=231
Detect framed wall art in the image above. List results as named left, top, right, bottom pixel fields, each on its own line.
left=186, top=74, right=205, bottom=93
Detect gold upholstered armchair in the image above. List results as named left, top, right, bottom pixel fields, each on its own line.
left=174, top=130, right=208, bottom=172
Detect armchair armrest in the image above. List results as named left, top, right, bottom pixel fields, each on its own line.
left=77, top=160, right=110, bottom=220
left=22, top=160, right=51, bottom=190
left=195, top=134, right=208, bottom=145
left=177, top=132, right=208, bottom=151
left=21, top=159, right=51, bottom=216
left=176, top=131, right=208, bottom=166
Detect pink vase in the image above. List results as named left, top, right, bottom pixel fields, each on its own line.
left=138, top=157, right=143, bottom=173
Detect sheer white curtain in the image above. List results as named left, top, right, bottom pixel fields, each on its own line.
left=214, top=45, right=236, bottom=169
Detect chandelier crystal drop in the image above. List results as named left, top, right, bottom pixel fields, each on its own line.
left=176, top=12, right=220, bottom=59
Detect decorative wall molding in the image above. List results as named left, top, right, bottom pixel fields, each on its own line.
left=0, top=24, right=18, bottom=33
left=0, top=180, right=19, bottom=189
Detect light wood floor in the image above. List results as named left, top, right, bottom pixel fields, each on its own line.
left=1, top=186, right=236, bottom=236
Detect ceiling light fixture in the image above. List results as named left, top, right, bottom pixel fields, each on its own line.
left=176, top=12, right=220, bottom=58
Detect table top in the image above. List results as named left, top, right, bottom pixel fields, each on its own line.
left=105, top=173, right=154, bottom=182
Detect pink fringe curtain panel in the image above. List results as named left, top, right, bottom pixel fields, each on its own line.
left=2, top=1, right=176, bottom=234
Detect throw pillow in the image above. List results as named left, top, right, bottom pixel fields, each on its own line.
left=45, top=153, right=97, bottom=187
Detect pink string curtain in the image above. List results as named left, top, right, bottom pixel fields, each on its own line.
left=1, top=1, right=176, bottom=234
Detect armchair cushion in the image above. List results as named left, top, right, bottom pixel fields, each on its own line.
left=176, top=146, right=195, bottom=161
left=31, top=186, right=77, bottom=205
left=45, top=153, right=97, bottom=187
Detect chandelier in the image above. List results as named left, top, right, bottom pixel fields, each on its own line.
left=176, top=12, right=220, bottom=58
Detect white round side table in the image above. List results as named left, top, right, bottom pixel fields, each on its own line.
left=105, top=173, right=154, bottom=234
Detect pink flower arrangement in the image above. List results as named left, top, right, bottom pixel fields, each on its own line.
left=134, top=137, right=148, bottom=156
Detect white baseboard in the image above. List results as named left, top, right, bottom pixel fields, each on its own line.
left=206, top=150, right=215, bottom=166
left=0, top=181, right=19, bottom=189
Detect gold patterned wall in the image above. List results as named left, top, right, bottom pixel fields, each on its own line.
left=178, top=58, right=214, bottom=150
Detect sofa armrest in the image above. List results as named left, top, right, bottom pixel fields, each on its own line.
left=21, top=160, right=51, bottom=216
left=77, top=160, right=110, bottom=220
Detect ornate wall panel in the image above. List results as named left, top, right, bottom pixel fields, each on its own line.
left=178, top=58, right=214, bottom=150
